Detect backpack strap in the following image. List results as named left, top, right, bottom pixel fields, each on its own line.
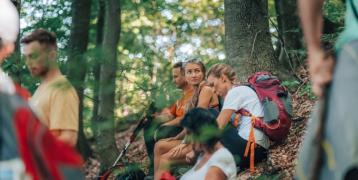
left=236, top=109, right=263, bottom=173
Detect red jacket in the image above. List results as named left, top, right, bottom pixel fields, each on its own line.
left=0, top=72, right=84, bottom=180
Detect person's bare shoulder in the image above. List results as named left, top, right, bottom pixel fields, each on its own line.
left=200, top=86, right=214, bottom=95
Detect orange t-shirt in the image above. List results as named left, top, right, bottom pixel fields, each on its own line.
left=169, top=89, right=194, bottom=118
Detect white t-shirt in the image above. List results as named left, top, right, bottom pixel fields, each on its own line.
left=222, top=86, right=271, bottom=149
left=181, top=147, right=237, bottom=180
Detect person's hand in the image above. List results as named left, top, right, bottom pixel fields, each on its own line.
left=161, top=122, right=169, bottom=126
left=307, top=48, right=335, bottom=97
left=169, top=143, right=187, bottom=158
left=152, top=112, right=160, bottom=117
left=185, top=150, right=197, bottom=164
left=161, top=108, right=172, bottom=115
left=155, top=115, right=171, bottom=124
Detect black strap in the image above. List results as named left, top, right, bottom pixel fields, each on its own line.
left=218, top=96, right=223, bottom=111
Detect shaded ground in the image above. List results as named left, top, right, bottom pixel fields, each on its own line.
left=84, top=67, right=315, bottom=180
left=84, top=127, right=150, bottom=179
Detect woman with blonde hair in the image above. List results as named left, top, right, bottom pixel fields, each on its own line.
left=207, top=63, right=270, bottom=170
left=153, top=59, right=219, bottom=180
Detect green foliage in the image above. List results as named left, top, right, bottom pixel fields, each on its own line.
left=78, top=0, right=226, bottom=136
left=21, top=0, right=72, bottom=47
left=268, top=0, right=277, bottom=18
left=324, top=0, right=346, bottom=23
left=300, top=83, right=316, bottom=100
left=282, top=79, right=300, bottom=92
left=255, top=173, right=283, bottom=180
left=111, top=163, right=145, bottom=179
left=9, top=0, right=343, bottom=152
left=282, top=79, right=316, bottom=100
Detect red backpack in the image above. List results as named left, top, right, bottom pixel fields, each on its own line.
left=0, top=80, right=84, bottom=179
left=243, top=71, right=292, bottom=141
left=232, top=72, right=292, bottom=172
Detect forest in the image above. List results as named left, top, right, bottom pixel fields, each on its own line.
left=3, top=0, right=347, bottom=179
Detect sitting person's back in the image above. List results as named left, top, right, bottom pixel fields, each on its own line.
left=222, top=86, right=270, bottom=151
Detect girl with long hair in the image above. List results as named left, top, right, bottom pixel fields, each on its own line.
left=207, top=63, right=270, bottom=170
left=153, top=59, right=219, bottom=180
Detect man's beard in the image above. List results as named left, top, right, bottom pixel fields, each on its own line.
left=32, top=66, right=49, bottom=78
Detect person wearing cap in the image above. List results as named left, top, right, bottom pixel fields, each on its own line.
left=0, top=1, right=83, bottom=179
left=21, top=29, right=79, bottom=147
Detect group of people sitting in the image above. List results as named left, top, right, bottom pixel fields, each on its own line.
left=0, top=1, right=270, bottom=178
left=144, top=60, right=271, bottom=180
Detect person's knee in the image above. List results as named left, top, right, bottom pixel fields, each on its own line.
left=159, top=155, right=172, bottom=168
left=154, top=141, right=167, bottom=155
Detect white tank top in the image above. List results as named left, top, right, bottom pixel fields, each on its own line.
left=181, top=147, right=237, bottom=180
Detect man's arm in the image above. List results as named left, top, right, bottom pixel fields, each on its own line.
left=298, top=0, right=325, bottom=52
left=50, top=84, right=79, bottom=147
left=159, top=107, right=173, bottom=116
left=156, top=101, right=179, bottom=125
left=298, top=0, right=334, bottom=97
left=162, top=116, right=183, bottom=126
left=51, top=130, right=78, bottom=147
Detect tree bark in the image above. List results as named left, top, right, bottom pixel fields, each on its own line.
left=275, top=0, right=303, bottom=74
left=66, top=0, right=92, bottom=159
left=224, top=0, right=277, bottom=81
left=94, top=0, right=121, bottom=169
left=8, top=0, right=21, bottom=83
left=91, top=0, right=105, bottom=126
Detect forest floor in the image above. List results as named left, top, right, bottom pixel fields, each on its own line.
left=84, top=66, right=316, bottom=180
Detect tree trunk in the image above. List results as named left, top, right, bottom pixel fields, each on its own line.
left=66, top=0, right=92, bottom=159
left=224, top=0, right=277, bottom=81
left=8, top=0, right=21, bottom=83
left=91, top=0, right=105, bottom=126
left=275, top=0, right=303, bottom=74
left=94, top=0, right=121, bottom=169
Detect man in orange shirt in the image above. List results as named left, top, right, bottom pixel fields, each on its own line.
left=144, top=62, right=193, bottom=175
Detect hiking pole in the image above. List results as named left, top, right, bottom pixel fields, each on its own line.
left=98, top=114, right=152, bottom=180
left=112, top=115, right=149, bottom=167
left=311, top=83, right=330, bottom=180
